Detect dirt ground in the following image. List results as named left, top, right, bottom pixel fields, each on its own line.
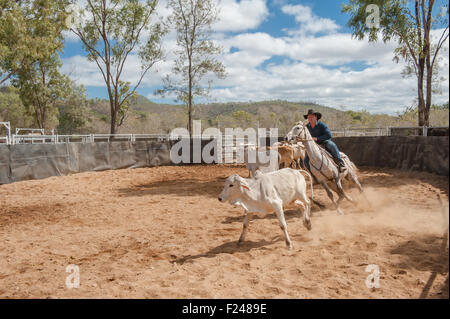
left=0, top=165, right=448, bottom=299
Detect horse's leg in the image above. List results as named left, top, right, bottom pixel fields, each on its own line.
left=336, top=177, right=355, bottom=204
left=321, top=181, right=344, bottom=215
left=297, top=159, right=303, bottom=170
left=290, top=160, right=296, bottom=169
left=349, top=172, right=372, bottom=208
left=345, top=166, right=372, bottom=209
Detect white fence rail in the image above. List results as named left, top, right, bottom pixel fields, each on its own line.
left=0, top=126, right=448, bottom=145
left=3, top=133, right=173, bottom=145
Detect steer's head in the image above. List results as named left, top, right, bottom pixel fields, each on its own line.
left=218, top=174, right=250, bottom=204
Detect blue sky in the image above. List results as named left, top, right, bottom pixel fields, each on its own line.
left=61, top=0, right=449, bottom=115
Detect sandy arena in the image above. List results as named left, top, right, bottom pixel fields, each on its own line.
left=0, top=165, right=448, bottom=298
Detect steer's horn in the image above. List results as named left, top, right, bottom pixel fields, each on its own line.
left=236, top=176, right=250, bottom=191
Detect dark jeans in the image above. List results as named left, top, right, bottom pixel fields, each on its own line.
left=304, top=139, right=345, bottom=173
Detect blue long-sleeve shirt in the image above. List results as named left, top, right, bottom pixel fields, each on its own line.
left=306, top=121, right=332, bottom=144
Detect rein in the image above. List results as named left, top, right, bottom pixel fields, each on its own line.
left=295, top=137, right=315, bottom=142
left=295, top=125, right=333, bottom=180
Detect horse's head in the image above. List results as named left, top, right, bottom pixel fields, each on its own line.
left=285, top=120, right=308, bottom=142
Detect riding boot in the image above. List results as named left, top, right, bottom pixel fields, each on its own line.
left=338, top=160, right=347, bottom=173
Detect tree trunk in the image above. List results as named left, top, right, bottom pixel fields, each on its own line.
left=425, top=62, right=432, bottom=127
left=110, top=100, right=116, bottom=135
left=188, top=60, right=193, bottom=138
left=417, top=57, right=426, bottom=128
left=424, top=1, right=433, bottom=128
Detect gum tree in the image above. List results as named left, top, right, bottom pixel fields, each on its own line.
left=342, top=0, right=449, bottom=127
left=1, top=0, right=72, bottom=129
left=71, top=0, right=165, bottom=134
left=158, top=0, right=226, bottom=137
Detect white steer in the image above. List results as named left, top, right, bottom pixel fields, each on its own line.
left=218, top=168, right=312, bottom=250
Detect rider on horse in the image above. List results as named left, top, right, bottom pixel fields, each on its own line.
left=303, top=109, right=347, bottom=174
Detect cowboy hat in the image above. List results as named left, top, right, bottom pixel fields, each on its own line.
left=303, top=109, right=322, bottom=120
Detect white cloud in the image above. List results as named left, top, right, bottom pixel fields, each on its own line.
left=281, top=4, right=339, bottom=35
left=214, top=0, right=269, bottom=32
left=222, top=32, right=287, bottom=56
left=62, top=2, right=449, bottom=115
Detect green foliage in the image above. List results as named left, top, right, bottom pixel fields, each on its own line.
left=342, top=0, right=449, bottom=126
left=432, top=101, right=449, bottom=110
left=0, top=86, right=33, bottom=129
left=1, top=0, right=71, bottom=129
left=57, top=84, right=91, bottom=134
left=232, top=110, right=252, bottom=123
left=15, top=53, right=73, bottom=129
left=157, top=0, right=226, bottom=134
left=0, top=0, right=70, bottom=85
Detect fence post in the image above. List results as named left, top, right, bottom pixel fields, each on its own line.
left=423, top=126, right=428, bottom=136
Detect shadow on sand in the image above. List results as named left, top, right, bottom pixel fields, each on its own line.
left=171, top=238, right=281, bottom=265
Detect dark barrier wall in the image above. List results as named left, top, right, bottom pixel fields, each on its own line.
left=0, top=141, right=176, bottom=184
left=0, top=136, right=448, bottom=184
left=333, top=136, right=449, bottom=176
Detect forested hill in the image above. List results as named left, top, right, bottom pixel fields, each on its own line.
left=1, top=87, right=448, bottom=135
left=90, top=95, right=448, bottom=135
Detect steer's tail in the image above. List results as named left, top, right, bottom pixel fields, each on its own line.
left=297, top=169, right=314, bottom=202
left=297, top=169, right=325, bottom=210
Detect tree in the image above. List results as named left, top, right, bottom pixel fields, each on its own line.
left=232, top=110, right=253, bottom=127
left=0, top=0, right=69, bottom=85
left=2, top=0, right=72, bottom=129
left=158, top=0, right=226, bottom=137
left=342, top=0, right=449, bottom=127
left=71, top=0, right=165, bottom=135
left=15, top=52, right=73, bottom=129
left=57, top=84, right=91, bottom=134
left=0, top=0, right=27, bottom=85
left=0, top=86, right=34, bottom=129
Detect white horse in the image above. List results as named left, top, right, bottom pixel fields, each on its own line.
left=285, top=121, right=367, bottom=215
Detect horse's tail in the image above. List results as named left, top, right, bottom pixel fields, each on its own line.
left=342, top=153, right=358, bottom=173
left=348, top=159, right=358, bottom=173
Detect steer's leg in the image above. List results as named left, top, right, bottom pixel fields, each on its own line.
left=273, top=201, right=293, bottom=249
left=295, top=198, right=311, bottom=230
left=299, top=187, right=312, bottom=230
left=238, top=213, right=250, bottom=244
left=321, top=182, right=344, bottom=215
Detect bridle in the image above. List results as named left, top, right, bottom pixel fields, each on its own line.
left=291, top=123, right=334, bottom=180
left=292, top=124, right=314, bottom=143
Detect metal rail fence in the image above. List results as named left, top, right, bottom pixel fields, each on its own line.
left=0, top=125, right=448, bottom=145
